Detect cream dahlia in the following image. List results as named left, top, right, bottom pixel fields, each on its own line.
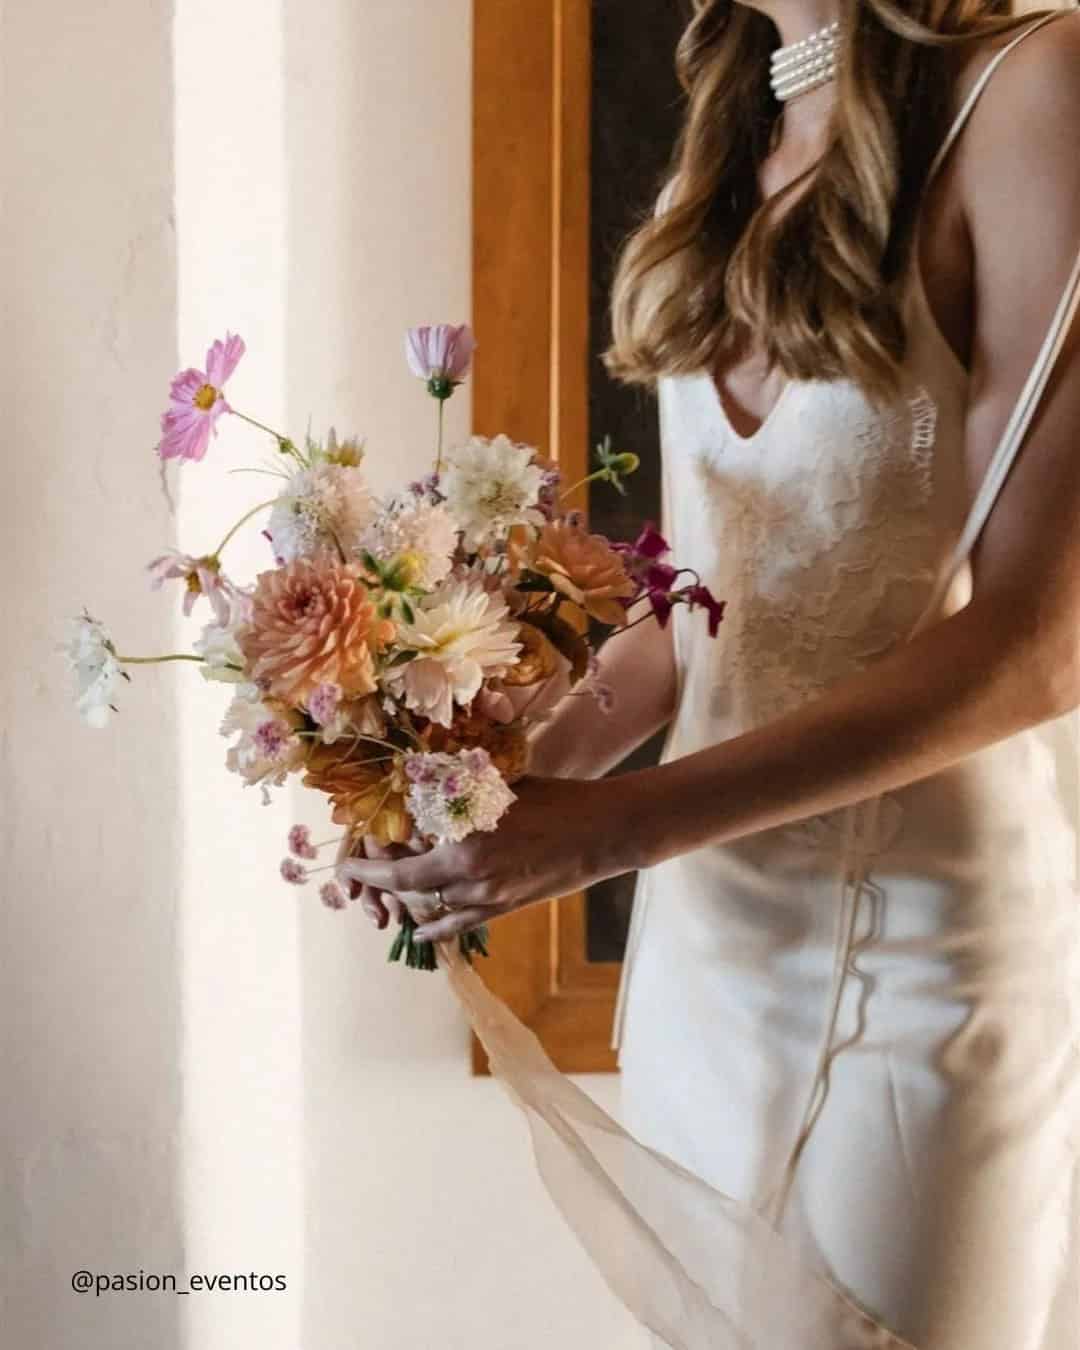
left=384, top=577, right=522, bottom=727
left=267, top=462, right=376, bottom=564
left=440, top=434, right=545, bottom=549
left=238, top=558, right=395, bottom=706
left=359, top=498, right=458, bottom=589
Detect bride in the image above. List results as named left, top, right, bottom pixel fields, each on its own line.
left=345, top=3, right=1080, bottom=1346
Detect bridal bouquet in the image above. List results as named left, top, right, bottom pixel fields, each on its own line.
left=64, top=324, right=724, bottom=970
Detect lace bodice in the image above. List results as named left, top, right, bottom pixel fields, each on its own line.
left=660, top=272, right=972, bottom=751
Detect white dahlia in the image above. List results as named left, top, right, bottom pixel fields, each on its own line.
left=441, top=434, right=545, bottom=550
left=384, top=577, right=522, bottom=727
left=267, top=462, right=376, bottom=563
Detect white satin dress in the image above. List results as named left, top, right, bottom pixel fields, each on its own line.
left=607, top=15, right=1080, bottom=1349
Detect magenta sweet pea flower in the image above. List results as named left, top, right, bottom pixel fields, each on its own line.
left=405, top=323, right=476, bottom=399
left=628, top=521, right=670, bottom=561
left=684, top=583, right=726, bottom=637
left=156, top=332, right=246, bottom=462
left=647, top=590, right=675, bottom=628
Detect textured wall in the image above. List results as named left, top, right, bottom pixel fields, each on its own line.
left=0, top=3, right=185, bottom=1346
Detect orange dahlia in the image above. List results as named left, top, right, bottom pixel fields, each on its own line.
left=303, top=744, right=412, bottom=845
left=500, top=621, right=562, bottom=688
left=533, top=517, right=635, bottom=626
left=424, top=711, right=530, bottom=783
left=238, top=558, right=395, bottom=706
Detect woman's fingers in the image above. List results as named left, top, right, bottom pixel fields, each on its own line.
left=333, top=834, right=414, bottom=927
left=359, top=887, right=390, bottom=928
left=413, top=905, right=489, bottom=944
left=338, top=851, right=447, bottom=897
left=360, top=836, right=413, bottom=924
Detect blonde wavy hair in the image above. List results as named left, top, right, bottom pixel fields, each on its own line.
left=604, top=0, right=1062, bottom=404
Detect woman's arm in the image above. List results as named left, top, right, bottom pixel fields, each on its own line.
left=525, top=607, right=677, bottom=780
left=345, top=28, right=1080, bottom=939
left=625, top=22, right=1080, bottom=859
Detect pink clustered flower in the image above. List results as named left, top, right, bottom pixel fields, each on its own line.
left=157, top=332, right=246, bottom=462
left=280, top=858, right=308, bottom=885
left=288, top=824, right=318, bottom=861
left=147, top=550, right=238, bottom=624
left=406, top=472, right=446, bottom=506
left=319, top=881, right=348, bottom=911
left=253, top=719, right=296, bottom=762
left=405, top=323, right=476, bottom=399
left=307, top=682, right=341, bottom=728
left=615, top=522, right=726, bottom=637
left=403, top=747, right=515, bottom=845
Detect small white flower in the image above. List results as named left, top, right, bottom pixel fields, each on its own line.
left=441, top=434, right=545, bottom=550
left=268, top=462, right=376, bottom=563
left=404, top=748, right=516, bottom=843
left=384, top=578, right=521, bottom=727
left=63, top=613, right=123, bottom=728
left=193, top=619, right=247, bottom=684
left=360, top=499, right=458, bottom=589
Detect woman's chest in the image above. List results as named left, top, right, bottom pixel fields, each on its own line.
left=660, top=372, right=965, bottom=585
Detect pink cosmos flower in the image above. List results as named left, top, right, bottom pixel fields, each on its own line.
left=147, top=550, right=236, bottom=624
left=405, top=323, right=476, bottom=397
left=157, top=332, right=246, bottom=462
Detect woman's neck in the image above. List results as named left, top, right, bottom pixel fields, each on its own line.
left=767, top=2, right=843, bottom=144
left=768, top=0, right=842, bottom=47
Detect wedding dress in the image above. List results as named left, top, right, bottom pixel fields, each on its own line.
left=444, top=12, right=1080, bottom=1347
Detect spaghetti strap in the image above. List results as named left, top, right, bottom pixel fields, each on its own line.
left=927, top=10, right=1073, bottom=183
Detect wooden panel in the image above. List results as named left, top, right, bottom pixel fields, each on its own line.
left=471, top=0, right=620, bottom=1075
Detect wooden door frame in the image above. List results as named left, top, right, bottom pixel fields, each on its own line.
left=471, top=0, right=621, bottom=1074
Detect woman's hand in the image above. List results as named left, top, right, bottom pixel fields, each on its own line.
left=335, top=831, right=426, bottom=929
left=337, top=775, right=636, bottom=944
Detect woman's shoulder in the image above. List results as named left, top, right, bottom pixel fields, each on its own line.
left=951, top=11, right=1080, bottom=194
left=954, top=9, right=1080, bottom=126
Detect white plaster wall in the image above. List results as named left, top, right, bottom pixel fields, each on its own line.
left=1, top=1, right=644, bottom=1346
left=173, top=2, right=304, bottom=1347
left=0, top=3, right=186, bottom=1346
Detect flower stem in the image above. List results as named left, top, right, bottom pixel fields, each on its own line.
left=558, top=469, right=604, bottom=503
left=594, top=608, right=662, bottom=650
left=114, top=653, right=205, bottom=666
left=231, top=409, right=305, bottom=466
left=214, top=499, right=278, bottom=557
left=434, top=398, right=446, bottom=476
